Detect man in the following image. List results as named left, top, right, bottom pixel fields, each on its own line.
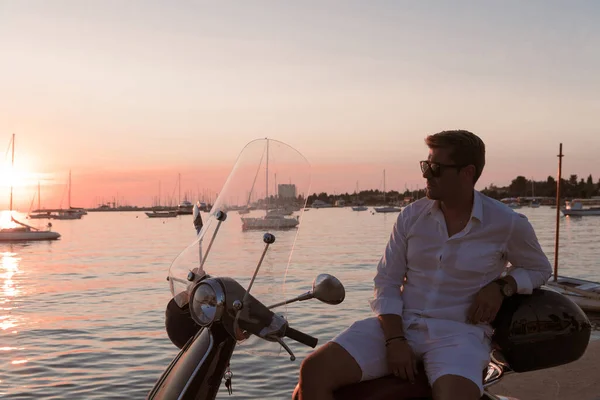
left=293, top=130, right=552, bottom=400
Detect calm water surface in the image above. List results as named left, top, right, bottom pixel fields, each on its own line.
left=2, top=207, right=599, bottom=399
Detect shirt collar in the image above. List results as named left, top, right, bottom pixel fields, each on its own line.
left=425, top=190, right=483, bottom=223
left=472, top=190, right=483, bottom=223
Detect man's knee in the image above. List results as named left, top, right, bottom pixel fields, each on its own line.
left=298, top=342, right=362, bottom=389
left=299, top=350, right=326, bottom=382
left=432, top=374, right=481, bottom=400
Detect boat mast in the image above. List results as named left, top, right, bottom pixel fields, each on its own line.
left=265, top=139, right=269, bottom=214
left=38, top=181, right=41, bottom=210
left=383, top=169, right=386, bottom=203
left=9, top=133, right=14, bottom=213
left=68, top=169, right=72, bottom=209
left=178, top=173, right=181, bottom=205
left=553, top=143, right=564, bottom=282
left=246, top=148, right=266, bottom=208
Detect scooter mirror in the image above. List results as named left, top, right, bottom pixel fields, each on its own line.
left=267, top=274, right=346, bottom=309
left=311, top=274, right=345, bottom=305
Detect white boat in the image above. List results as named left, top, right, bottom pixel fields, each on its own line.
left=174, top=174, right=195, bottom=215
left=28, top=182, right=51, bottom=219
left=501, top=198, right=521, bottom=209
left=28, top=212, right=52, bottom=219
left=351, top=182, right=368, bottom=211
left=51, top=209, right=84, bottom=220
left=242, top=214, right=299, bottom=230
left=311, top=200, right=332, bottom=208
left=177, top=200, right=194, bottom=215
left=0, top=134, right=61, bottom=242
left=27, top=181, right=86, bottom=219
left=240, top=139, right=300, bottom=231
left=546, top=276, right=600, bottom=312
left=529, top=179, right=540, bottom=207
left=47, top=171, right=85, bottom=220
left=561, top=199, right=600, bottom=216
left=374, top=206, right=402, bottom=213
left=374, top=170, right=402, bottom=213
left=267, top=207, right=294, bottom=217
left=0, top=224, right=60, bottom=241
left=146, top=210, right=179, bottom=218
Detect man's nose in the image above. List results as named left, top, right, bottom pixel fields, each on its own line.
left=422, top=168, right=433, bottom=179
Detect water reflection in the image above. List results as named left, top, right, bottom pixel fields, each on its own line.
left=1, top=251, right=20, bottom=332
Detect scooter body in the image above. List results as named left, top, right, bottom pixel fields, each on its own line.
left=148, top=325, right=235, bottom=400
left=146, top=139, right=592, bottom=400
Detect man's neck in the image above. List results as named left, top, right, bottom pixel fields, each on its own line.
left=440, top=190, right=474, bottom=219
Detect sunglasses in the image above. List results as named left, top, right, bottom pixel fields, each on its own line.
left=420, top=160, right=468, bottom=178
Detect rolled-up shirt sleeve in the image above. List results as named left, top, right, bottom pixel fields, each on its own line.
left=506, top=213, right=552, bottom=294
left=369, top=211, right=409, bottom=317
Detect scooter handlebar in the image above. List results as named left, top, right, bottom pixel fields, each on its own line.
left=285, top=326, right=318, bottom=348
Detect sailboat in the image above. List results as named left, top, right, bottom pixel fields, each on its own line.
left=374, top=169, right=402, bottom=213
left=530, top=178, right=540, bottom=208
left=0, top=134, right=60, bottom=241
left=28, top=181, right=52, bottom=219
left=241, top=139, right=299, bottom=231
left=238, top=149, right=266, bottom=215
left=146, top=179, right=178, bottom=218
left=50, top=170, right=84, bottom=220
left=351, top=181, right=368, bottom=211
left=176, top=173, right=194, bottom=215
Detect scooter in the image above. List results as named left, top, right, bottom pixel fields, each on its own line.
left=147, top=138, right=592, bottom=400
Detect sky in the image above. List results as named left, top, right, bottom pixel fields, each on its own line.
left=1, top=1, right=599, bottom=208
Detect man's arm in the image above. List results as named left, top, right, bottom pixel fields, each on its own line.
left=505, top=213, right=553, bottom=293
left=369, top=212, right=409, bottom=339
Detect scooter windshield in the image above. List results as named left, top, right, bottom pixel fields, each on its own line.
left=167, top=138, right=311, bottom=338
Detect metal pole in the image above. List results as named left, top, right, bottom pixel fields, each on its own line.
left=553, top=143, right=563, bottom=282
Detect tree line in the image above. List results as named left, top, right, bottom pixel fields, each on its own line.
left=305, top=174, right=600, bottom=205
left=481, top=174, right=599, bottom=200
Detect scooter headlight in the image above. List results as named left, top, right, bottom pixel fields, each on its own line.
left=190, top=280, right=224, bottom=326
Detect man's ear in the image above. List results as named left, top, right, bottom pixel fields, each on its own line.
left=462, top=165, right=476, bottom=182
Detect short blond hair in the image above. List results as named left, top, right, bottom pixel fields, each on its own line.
left=425, top=130, right=486, bottom=183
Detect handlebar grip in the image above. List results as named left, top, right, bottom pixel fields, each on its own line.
left=285, top=326, right=318, bottom=348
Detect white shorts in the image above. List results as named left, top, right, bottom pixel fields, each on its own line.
left=332, top=317, right=491, bottom=394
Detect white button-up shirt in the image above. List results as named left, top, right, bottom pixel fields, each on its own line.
left=369, top=190, right=552, bottom=339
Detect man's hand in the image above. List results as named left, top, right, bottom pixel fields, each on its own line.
left=385, top=338, right=418, bottom=383
left=468, top=281, right=504, bottom=324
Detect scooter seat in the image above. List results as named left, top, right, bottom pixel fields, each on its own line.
left=333, top=363, right=488, bottom=400
left=333, top=363, right=432, bottom=400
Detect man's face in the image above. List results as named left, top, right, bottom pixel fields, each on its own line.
left=421, top=147, right=463, bottom=200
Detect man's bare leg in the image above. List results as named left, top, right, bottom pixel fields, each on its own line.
left=292, top=342, right=362, bottom=400
left=432, top=375, right=481, bottom=400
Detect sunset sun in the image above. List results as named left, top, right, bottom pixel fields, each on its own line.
left=0, top=167, right=32, bottom=188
